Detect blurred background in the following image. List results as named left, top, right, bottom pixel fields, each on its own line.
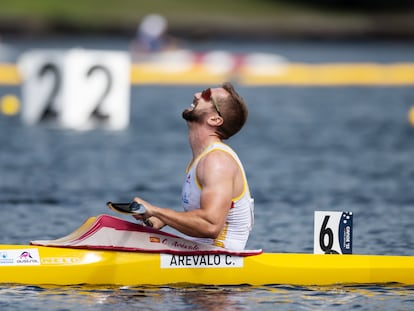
left=1, top=0, right=414, bottom=40
left=1, top=0, right=414, bottom=115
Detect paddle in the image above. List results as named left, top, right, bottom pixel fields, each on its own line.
left=107, top=201, right=153, bottom=227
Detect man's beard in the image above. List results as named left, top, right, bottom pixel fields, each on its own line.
left=182, top=108, right=207, bottom=123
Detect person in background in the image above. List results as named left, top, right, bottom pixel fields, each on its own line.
left=132, top=82, right=254, bottom=250
left=130, top=13, right=176, bottom=54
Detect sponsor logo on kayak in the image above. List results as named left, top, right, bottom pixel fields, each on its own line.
left=160, top=254, right=244, bottom=269
left=0, top=251, right=14, bottom=265
left=0, top=249, right=40, bottom=266
left=17, top=251, right=39, bottom=264
left=41, top=257, right=81, bottom=265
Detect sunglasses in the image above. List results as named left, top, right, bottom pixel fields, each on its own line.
left=201, top=88, right=222, bottom=117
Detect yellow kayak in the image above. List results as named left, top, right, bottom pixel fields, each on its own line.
left=1, top=215, right=413, bottom=286
left=1, top=244, right=413, bottom=286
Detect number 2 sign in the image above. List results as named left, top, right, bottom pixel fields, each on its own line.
left=314, top=211, right=353, bottom=254
left=19, top=49, right=131, bottom=130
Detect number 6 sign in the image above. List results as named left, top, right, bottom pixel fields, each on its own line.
left=314, top=211, right=353, bottom=254
left=19, top=49, right=131, bottom=130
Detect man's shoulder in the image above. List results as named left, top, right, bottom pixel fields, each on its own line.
left=199, top=149, right=238, bottom=173
left=204, top=147, right=236, bottom=161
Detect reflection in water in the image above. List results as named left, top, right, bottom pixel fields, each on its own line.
left=1, top=284, right=413, bottom=310
left=177, top=285, right=253, bottom=311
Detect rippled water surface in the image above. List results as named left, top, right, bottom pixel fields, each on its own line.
left=1, top=39, right=414, bottom=310
left=1, top=284, right=414, bottom=310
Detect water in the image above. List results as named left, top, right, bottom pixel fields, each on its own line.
left=1, top=39, right=414, bottom=309
left=1, top=284, right=413, bottom=310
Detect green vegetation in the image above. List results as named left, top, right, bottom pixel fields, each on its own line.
left=0, top=0, right=325, bottom=28
left=0, top=0, right=413, bottom=39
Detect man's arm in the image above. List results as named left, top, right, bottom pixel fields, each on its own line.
left=133, top=151, right=238, bottom=238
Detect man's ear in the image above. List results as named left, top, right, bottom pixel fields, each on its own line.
left=207, top=115, right=223, bottom=127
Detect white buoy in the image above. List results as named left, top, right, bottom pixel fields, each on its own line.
left=244, top=53, right=288, bottom=76
left=202, top=51, right=236, bottom=74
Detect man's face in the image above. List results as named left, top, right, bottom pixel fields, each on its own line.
left=182, top=88, right=216, bottom=123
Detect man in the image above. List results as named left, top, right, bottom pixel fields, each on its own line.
left=133, top=82, right=254, bottom=250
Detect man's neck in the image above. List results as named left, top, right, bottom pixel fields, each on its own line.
left=188, top=126, right=221, bottom=159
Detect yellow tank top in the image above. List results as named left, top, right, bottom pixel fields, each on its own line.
left=181, top=142, right=254, bottom=250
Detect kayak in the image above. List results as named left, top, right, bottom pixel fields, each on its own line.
left=1, top=245, right=414, bottom=286
left=0, top=215, right=413, bottom=286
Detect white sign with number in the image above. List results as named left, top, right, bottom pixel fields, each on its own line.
left=314, top=211, right=353, bottom=254
left=19, top=50, right=64, bottom=125
left=19, top=49, right=131, bottom=130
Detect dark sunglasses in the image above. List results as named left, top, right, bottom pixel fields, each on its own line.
left=201, top=88, right=221, bottom=117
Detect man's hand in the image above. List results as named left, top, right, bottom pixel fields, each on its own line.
left=132, top=197, right=165, bottom=229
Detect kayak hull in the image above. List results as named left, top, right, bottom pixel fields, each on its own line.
left=1, top=245, right=413, bottom=286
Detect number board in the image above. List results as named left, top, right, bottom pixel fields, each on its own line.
left=19, top=49, right=131, bottom=130
left=314, top=211, right=353, bottom=254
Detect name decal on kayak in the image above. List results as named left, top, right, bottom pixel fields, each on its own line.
left=160, top=254, right=244, bottom=269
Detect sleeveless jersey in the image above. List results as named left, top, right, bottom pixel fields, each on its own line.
left=181, top=142, right=254, bottom=250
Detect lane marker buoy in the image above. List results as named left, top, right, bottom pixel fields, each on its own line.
left=408, top=106, right=414, bottom=127
left=0, top=94, right=20, bottom=116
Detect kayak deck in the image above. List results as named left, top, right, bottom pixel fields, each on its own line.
left=1, top=245, right=413, bottom=286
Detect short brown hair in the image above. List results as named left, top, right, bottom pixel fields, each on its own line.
left=214, top=82, right=248, bottom=140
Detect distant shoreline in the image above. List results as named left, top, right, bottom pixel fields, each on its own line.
left=1, top=14, right=414, bottom=41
